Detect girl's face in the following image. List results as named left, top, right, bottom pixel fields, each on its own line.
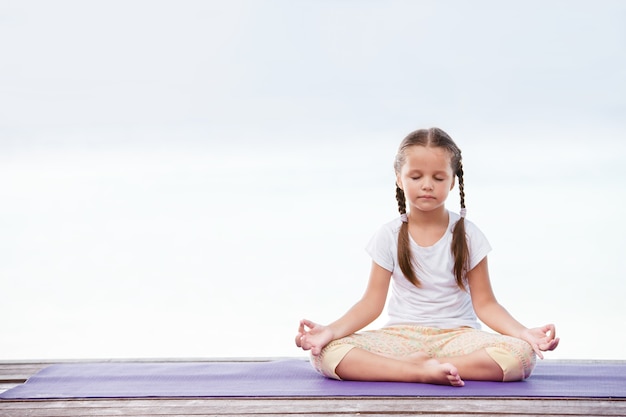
left=396, top=145, right=455, bottom=216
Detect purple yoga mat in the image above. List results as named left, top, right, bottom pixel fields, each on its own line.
left=1, top=359, right=625, bottom=399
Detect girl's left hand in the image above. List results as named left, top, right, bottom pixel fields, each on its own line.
left=520, top=324, right=560, bottom=359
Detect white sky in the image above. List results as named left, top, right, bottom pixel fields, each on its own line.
left=1, top=1, right=625, bottom=361
left=2, top=1, right=624, bottom=140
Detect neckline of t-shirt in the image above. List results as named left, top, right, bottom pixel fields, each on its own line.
left=408, top=211, right=455, bottom=250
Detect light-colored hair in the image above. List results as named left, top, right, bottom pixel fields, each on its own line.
left=394, top=127, right=468, bottom=289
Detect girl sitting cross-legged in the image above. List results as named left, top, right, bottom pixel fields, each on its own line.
left=295, top=127, right=559, bottom=387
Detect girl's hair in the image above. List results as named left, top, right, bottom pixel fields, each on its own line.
left=393, top=127, right=469, bottom=290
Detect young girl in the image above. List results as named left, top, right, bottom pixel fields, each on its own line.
left=295, top=127, right=559, bottom=387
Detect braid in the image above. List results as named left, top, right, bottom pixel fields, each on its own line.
left=457, top=160, right=466, bottom=210
left=396, top=185, right=420, bottom=287
left=395, top=185, right=406, bottom=215
left=451, top=157, right=469, bottom=290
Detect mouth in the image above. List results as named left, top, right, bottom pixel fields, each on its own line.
left=419, top=195, right=435, bottom=199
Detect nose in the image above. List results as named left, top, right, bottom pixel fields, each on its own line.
left=422, top=179, right=434, bottom=190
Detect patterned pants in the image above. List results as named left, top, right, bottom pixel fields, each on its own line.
left=311, top=325, right=536, bottom=382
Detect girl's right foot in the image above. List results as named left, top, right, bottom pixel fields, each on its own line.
left=395, top=351, right=464, bottom=387
left=420, top=359, right=464, bottom=387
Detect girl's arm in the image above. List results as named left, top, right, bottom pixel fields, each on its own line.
left=296, top=261, right=391, bottom=355
left=467, top=256, right=559, bottom=358
left=327, top=261, right=392, bottom=337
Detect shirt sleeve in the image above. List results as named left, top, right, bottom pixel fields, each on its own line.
left=465, top=219, right=492, bottom=270
left=364, top=220, right=399, bottom=272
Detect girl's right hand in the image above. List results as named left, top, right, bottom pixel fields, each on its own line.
left=295, top=319, right=334, bottom=356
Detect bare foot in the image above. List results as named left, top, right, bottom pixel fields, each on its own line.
left=392, top=352, right=464, bottom=387
left=419, top=359, right=465, bottom=387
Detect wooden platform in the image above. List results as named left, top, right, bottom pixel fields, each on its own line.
left=1, top=359, right=625, bottom=417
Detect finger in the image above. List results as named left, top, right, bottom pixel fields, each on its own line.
left=537, top=335, right=560, bottom=352
left=300, top=319, right=316, bottom=330
left=532, top=343, right=544, bottom=360
left=297, top=321, right=306, bottom=334
left=295, top=333, right=303, bottom=347
left=543, top=323, right=556, bottom=339
left=299, top=336, right=311, bottom=351
left=548, top=337, right=560, bottom=351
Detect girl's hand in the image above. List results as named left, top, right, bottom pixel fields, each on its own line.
left=520, top=324, right=560, bottom=359
left=295, top=319, right=334, bottom=356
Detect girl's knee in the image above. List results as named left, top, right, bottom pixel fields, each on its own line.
left=310, top=343, right=355, bottom=380
left=485, top=343, right=536, bottom=381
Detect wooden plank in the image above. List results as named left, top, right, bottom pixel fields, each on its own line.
left=0, top=363, right=48, bottom=382
left=0, top=384, right=19, bottom=394
left=0, top=358, right=286, bottom=382
left=1, top=398, right=625, bottom=417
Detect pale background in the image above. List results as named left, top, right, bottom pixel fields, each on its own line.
left=1, top=0, right=625, bottom=360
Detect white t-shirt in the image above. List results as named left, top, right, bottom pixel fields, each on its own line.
left=365, top=211, right=491, bottom=329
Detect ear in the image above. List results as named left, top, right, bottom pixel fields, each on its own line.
left=450, top=175, right=456, bottom=191
left=396, top=174, right=403, bottom=190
